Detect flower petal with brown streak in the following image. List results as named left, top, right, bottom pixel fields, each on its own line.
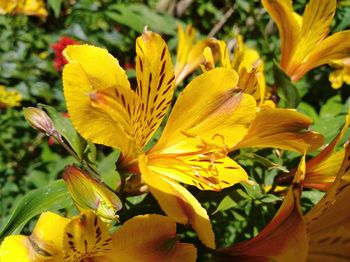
left=233, top=108, right=324, bottom=153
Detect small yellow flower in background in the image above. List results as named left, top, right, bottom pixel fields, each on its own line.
left=262, top=0, right=350, bottom=82
left=0, top=85, right=21, bottom=109
left=329, top=57, right=350, bottom=89
left=0, top=0, right=48, bottom=19
left=215, top=139, right=350, bottom=261
left=63, top=165, right=122, bottom=223
left=63, top=29, right=323, bottom=249
left=0, top=211, right=197, bottom=262
left=175, top=24, right=216, bottom=86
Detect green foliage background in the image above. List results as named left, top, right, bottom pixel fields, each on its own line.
left=0, top=0, right=350, bottom=260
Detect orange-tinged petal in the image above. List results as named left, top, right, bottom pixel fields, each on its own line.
left=292, top=30, right=350, bottom=82
left=288, top=0, right=336, bottom=77
left=305, top=139, right=350, bottom=261
left=215, top=156, right=308, bottom=262
left=62, top=211, right=112, bottom=261
left=134, top=29, right=175, bottom=147
left=233, top=108, right=324, bottom=152
left=99, top=214, right=197, bottom=262
left=147, top=153, right=248, bottom=191
left=152, top=68, right=257, bottom=154
left=303, top=110, right=350, bottom=190
left=63, top=45, right=135, bottom=155
left=262, top=0, right=300, bottom=69
left=139, top=155, right=216, bottom=249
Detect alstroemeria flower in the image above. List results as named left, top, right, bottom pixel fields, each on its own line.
left=262, top=0, right=350, bottom=82
left=0, top=85, right=21, bottom=109
left=63, top=29, right=323, bottom=248
left=0, top=0, right=48, bottom=19
left=0, top=211, right=196, bottom=262
left=175, top=24, right=216, bottom=86
left=63, top=165, right=122, bottom=222
left=215, top=139, right=350, bottom=261
left=329, top=57, right=350, bottom=89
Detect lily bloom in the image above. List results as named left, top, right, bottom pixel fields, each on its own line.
left=0, top=0, right=48, bottom=19
left=63, top=29, right=323, bottom=248
left=329, top=57, right=350, bottom=89
left=0, top=211, right=196, bottom=261
left=215, top=139, right=350, bottom=261
left=262, top=0, right=350, bottom=82
left=174, top=24, right=216, bottom=86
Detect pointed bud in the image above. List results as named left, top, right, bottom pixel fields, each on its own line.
left=23, top=107, right=61, bottom=140
left=63, top=165, right=122, bottom=223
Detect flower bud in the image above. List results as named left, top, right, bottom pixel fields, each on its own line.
left=63, top=165, right=122, bottom=223
left=23, top=107, right=60, bottom=139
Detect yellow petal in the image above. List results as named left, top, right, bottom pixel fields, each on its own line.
left=304, top=110, right=350, bottom=190
left=261, top=0, right=300, bottom=69
left=63, top=45, right=136, bottom=156
left=100, top=214, right=197, bottom=262
left=215, top=156, right=308, bottom=262
left=0, top=235, right=31, bottom=262
left=329, top=69, right=345, bottom=89
left=139, top=155, right=216, bottom=249
left=151, top=68, right=257, bottom=154
left=0, top=0, right=16, bottom=14
left=62, top=211, right=112, bottom=261
left=16, top=0, right=48, bottom=19
left=31, top=212, right=70, bottom=256
left=305, top=139, right=350, bottom=261
left=146, top=153, right=248, bottom=191
left=233, top=108, right=324, bottom=152
left=133, top=29, right=175, bottom=147
left=292, top=30, right=350, bottom=82
left=289, top=0, right=336, bottom=77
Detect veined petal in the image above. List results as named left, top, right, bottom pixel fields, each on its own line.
left=63, top=45, right=135, bottom=155
left=262, top=0, right=300, bottom=69
left=292, top=31, right=350, bottom=82
left=152, top=68, right=257, bottom=154
left=215, top=156, right=308, bottom=262
left=303, top=110, right=350, bottom=190
left=134, top=29, right=175, bottom=147
left=62, top=211, right=112, bottom=261
left=289, top=0, right=336, bottom=77
left=0, top=212, right=70, bottom=261
left=138, top=155, right=216, bottom=249
left=305, top=139, right=350, bottom=261
left=233, top=108, right=324, bottom=152
left=147, top=153, right=248, bottom=191
left=99, top=214, right=197, bottom=262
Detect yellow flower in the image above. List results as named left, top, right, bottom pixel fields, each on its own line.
left=63, top=165, right=122, bottom=223
left=262, top=0, right=350, bottom=82
left=0, top=0, right=48, bottom=19
left=174, top=24, right=216, bottom=86
left=329, top=57, right=350, bottom=89
left=0, top=85, right=21, bottom=109
left=0, top=211, right=196, bottom=262
left=63, top=29, right=323, bottom=248
left=215, top=139, right=350, bottom=261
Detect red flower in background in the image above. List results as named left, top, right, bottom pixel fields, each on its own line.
left=51, top=36, right=79, bottom=71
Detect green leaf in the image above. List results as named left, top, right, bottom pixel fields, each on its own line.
left=273, top=60, right=300, bottom=108
left=237, top=152, right=289, bottom=173
left=0, top=180, right=72, bottom=240
left=48, top=0, right=63, bottom=18
left=106, top=4, right=179, bottom=35
left=212, top=195, right=237, bottom=214
left=97, top=150, right=120, bottom=189
left=39, top=104, right=87, bottom=159
left=240, top=181, right=264, bottom=199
